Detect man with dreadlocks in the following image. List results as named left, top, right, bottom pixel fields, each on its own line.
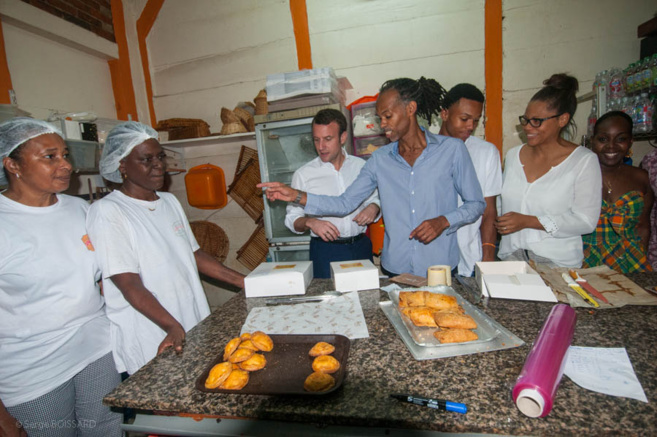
left=259, top=77, right=484, bottom=277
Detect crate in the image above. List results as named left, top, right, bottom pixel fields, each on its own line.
left=236, top=222, right=268, bottom=270
left=351, top=101, right=383, bottom=137
left=156, top=118, right=211, bottom=140
left=234, top=145, right=258, bottom=181
left=227, top=158, right=264, bottom=222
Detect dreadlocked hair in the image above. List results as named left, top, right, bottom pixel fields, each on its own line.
left=379, top=77, right=447, bottom=124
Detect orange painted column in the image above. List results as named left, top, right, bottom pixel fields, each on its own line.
left=484, top=0, right=503, bottom=157
left=289, top=0, right=312, bottom=70
left=0, top=21, right=14, bottom=105
left=137, top=0, right=164, bottom=127
left=109, top=0, right=139, bottom=121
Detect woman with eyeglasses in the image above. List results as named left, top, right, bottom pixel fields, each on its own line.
left=495, top=73, right=602, bottom=267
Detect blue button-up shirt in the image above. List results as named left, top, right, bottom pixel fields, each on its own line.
left=305, top=129, right=484, bottom=276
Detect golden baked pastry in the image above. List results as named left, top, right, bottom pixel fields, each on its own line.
left=239, top=353, right=267, bottom=371
left=228, top=347, right=255, bottom=363
left=239, top=339, right=258, bottom=351
left=433, top=328, right=478, bottom=344
left=240, top=332, right=252, bottom=341
left=405, top=307, right=438, bottom=327
left=303, top=371, right=336, bottom=392
left=433, top=311, right=477, bottom=329
left=204, top=361, right=232, bottom=389
left=223, top=337, right=242, bottom=361
left=219, top=369, right=250, bottom=390
left=312, top=355, right=341, bottom=374
left=399, top=291, right=426, bottom=307
left=309, top=342, right=335, bottom=357
left=424, top=293, right=459, bottom=311
left=251, top=331, right=274, bottom=352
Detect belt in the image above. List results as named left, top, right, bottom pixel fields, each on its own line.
left=311, top=234, right=365, bottom=245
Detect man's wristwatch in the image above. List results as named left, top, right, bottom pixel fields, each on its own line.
left=294, top=190, right=303, bottom=204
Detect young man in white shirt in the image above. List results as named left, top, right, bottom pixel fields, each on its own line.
left=439, top=84, right=503, bottom=276
left=284, top=109, right=380, bottom=278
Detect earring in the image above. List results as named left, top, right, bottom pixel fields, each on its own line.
left=15, top=173, right=19, bottom=179
left=626, top=149, right=633, bottom=158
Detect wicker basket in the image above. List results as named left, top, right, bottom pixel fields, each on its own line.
left=233, top=107, right=255, bottom=132
left=189, top=221, right=229, bottom=263
left=220, top=107, right=240, bottom=124
left=236, top=222, right=268, bottom=270
left=234, top=146, right=258, bottom=180
left=227, top=158, right=263, bottom=222
left=156, top=118, right=211, bottom=140
left=254, top=89, right=268, bottom=115
left=220, top=121, right=248, bottom=135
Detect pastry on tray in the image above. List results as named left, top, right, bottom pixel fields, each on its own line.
left=223, top=337, right=242, bottom=361
left=228, top=347, right=255, bottom=363
left=251, top=331, right=274, bottom=352
left=312, top=355, right=341, bottom=374
left=239, top=353, right=266, bottom=371
left=401, top=307, right=438, bottom=327
left=204, top=362, right=232, bottom=389
left=309, top=342, right=336, bottom=357
left=433, top=311, right=478, bottom=330
left=399, top=290, right=427, bottom=307
left=433, top=328, right=479, bottom=344
left=219, top=369, right=250, bottom=390
left=304, top=371, right=336, bottom=392
left=424, top=293, right=459, bottom=311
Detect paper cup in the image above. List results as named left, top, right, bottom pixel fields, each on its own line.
left=427, top=265, right=451, bottom=286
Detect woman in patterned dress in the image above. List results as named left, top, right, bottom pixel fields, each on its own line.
left=583, top=111, right=653, bottom=273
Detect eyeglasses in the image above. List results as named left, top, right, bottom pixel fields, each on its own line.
left=518, top=113, right=562, bottom=128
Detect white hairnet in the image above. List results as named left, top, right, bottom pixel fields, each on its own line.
left=100, top=121, right=159, bottom=183
left=0, top=117, right=62, bottom=186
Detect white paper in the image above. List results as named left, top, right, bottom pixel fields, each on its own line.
left=380, top=283, right=401, bottom=293
left=241, top=291, right=369, bottom=339
left=483, top=273, right=557, bottom=302
left=563, top=346, right=648, bottom=403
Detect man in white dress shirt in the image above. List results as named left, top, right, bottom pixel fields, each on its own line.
left=285, top=109, right=380, bottom=278
left=439, top=84, right=503, bottom=276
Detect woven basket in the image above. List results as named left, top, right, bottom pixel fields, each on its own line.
left=189, top=221, right=229, bottom=263
left=236, top=222, right=268, bottom=270
left=227, top=158, right=263, bottom=222
left=254, top=89, right=268, bottom=115
left=220, top=121, right=248, bottom=135
left=233, top=106, right=255, bottom=132
left=220, top=107, right=241, bottom=124
left=234, top=146, right=258, bottom=180
left=156, top=118, right=211, bottom=140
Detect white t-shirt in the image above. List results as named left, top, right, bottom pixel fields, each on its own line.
left=456, top=136, right=503, bottom=276
left=285, top=150, right=379, bottom=238
left=0, top=194, right=111, bottom=407
left=87, top=191, right=210, bottom=374
left=498, top=145, right=602, bottom=267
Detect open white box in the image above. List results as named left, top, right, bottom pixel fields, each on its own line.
left=245, top=261, right=313, bottom=298
left=331, top=259, right=379, bottom=292
left=475, top=261, right=557, bottom=302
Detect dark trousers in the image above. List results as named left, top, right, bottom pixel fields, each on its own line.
left=309, top=234, right=373, bottom=278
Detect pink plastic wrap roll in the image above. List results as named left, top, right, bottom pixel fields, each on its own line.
left=512, top=304, right=577, bottom=417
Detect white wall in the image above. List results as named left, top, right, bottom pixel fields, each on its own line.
left=502, top=0, right=656, bottom=158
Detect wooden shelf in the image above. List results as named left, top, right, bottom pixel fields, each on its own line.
left=161, top=132, right=255, bottom=148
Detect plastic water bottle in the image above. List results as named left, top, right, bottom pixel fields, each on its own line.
left=635, top=93, right=652, bottom=134
left=621, top=96, right=632, bottom=117
left=641, top=58, right=652, bottom=93
left=626, top=63, right=636, bottom=94
left=651, top=54, right=657, bottom=93
left=587, top=103, right=597, bottom=137
left=608, top=68, right=624, bottom=100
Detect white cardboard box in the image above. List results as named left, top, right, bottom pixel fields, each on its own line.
left=475, top=261, right=557, bottom=302
left=331, top=259, right=379, bottom=292
left=245, top=261, right=313, bottom=298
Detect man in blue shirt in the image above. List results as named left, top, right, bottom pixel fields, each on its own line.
left=259, top=77, right=485, bottom=277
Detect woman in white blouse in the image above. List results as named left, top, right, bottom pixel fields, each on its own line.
left=495, top=73, right=602, bottom=267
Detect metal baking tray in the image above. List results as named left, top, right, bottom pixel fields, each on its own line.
left=196, top=334, right=349, bottom=395
left=380, top=286, right=524, bottom=360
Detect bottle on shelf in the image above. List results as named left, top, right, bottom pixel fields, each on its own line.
left=587, top=100, right=597, bottom=138
left=640, top=57, right=652, bottom=93
left=634, top=93, right=653, bottom=134
left=626, top=63, right=636, bottom=95
left=608, top=68, right=624, bottom=101
left=651, top=54, right=657, bottom=93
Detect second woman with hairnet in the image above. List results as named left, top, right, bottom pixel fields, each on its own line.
left=87, top=121, right=245, bottom=375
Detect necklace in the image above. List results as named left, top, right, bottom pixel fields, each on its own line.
left=604, top=180, right=612, bottom=195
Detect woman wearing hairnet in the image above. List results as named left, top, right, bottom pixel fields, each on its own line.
left=0, top=118, right=122, bottom=436
left=86, top=121, right=245, bottom=375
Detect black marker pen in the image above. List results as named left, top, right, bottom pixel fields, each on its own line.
left=391, top=394, right=467, bottom=414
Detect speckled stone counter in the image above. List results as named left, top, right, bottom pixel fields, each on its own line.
left=104, top=273, right=657, bottom=435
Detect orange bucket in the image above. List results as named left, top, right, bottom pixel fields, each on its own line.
left=184, top=164, right=227, bottom=209
left=367, top=217, right=385, bottom=256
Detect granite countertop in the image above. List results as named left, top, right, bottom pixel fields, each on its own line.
left=104, top=274, right=657, bottom=435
